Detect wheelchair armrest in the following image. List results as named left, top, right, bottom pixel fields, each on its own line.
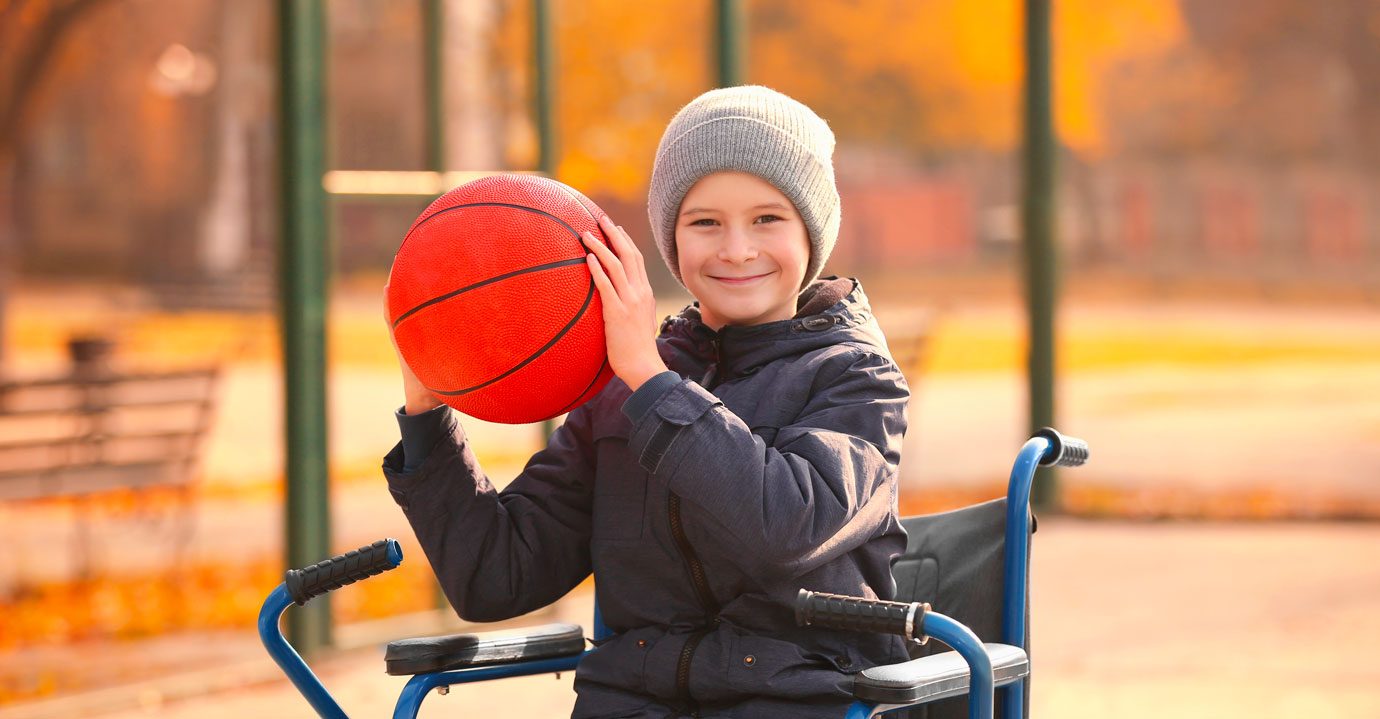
left=852, top=643, right=1029, bottom=705
left=384, top=622, right=586, bottom=676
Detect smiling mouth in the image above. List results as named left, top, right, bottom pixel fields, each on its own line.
left=710, top=272, right=772, bottom=285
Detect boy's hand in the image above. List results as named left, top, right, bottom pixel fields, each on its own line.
left=384, top=280, right=445, bottom=415
left=582, top=215, right=669, bottom=391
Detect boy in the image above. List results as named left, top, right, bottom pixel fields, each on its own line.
left=384, top=86, right=909, bottom=718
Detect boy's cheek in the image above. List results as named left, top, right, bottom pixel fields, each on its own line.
left=675, top=251, right=698, bottom=282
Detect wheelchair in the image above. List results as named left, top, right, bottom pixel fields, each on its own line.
left=258, top=428, right=1088, bottom=719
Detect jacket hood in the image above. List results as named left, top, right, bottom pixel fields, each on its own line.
left=656, top=276, right=891, bottom=381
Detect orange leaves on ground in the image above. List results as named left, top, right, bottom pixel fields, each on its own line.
left=1, top=552, right=439, bottom=652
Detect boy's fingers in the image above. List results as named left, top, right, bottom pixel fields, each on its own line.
left=617, top=224, right=649, bottom=287
left=600, top=216, right=646, bottom=288
left=598, top=215, right=620, bottom=245
left=601, top=217, right=638, bottom=264
left=382, top=283, right=394, bottom=331
left=582, top=231, right=621, bottom=275
left=586, top=252, right=617, bottom=305
left=382, top=285, right=404, bottom=353
left=582, top=231, right=628, bottom=295
left=614, top=223, right=637, bottom=256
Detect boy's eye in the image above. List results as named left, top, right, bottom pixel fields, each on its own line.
left=754, top=214, right=783, bottom=224
left=688, top=218, right=718, bottom=227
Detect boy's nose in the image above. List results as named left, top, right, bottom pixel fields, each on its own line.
left=716, top=226, right=758, bottom=263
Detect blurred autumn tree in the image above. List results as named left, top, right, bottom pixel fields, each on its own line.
left=0, top=0, right=118, bottom=362
left=1101, top=0, right=1380, bottom=167
left=539, top=0, right=1184, bottom=201
left=486, top=0, right=714, bottom=201
left=0, top=0, right=114, bottom=156
left=1, top=0, right=251, bottom=282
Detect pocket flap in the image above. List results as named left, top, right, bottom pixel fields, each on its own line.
left=652, top=384, right=720, bottom=426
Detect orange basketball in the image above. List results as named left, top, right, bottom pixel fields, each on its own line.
left=387, top=174, right=615, bottom=424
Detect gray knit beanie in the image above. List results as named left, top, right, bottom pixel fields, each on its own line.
left=648, top=85, right=840, bottom=289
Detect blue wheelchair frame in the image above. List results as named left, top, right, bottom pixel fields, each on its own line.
left=258, top=433, right=1067, bottom=719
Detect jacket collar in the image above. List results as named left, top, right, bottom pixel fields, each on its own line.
left=656, top=277, right=889, bottom=381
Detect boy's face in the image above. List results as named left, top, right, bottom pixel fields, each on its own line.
left=675, top=171, right=810, bottom=331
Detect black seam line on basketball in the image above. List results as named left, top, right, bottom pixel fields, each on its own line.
left=392, top=256, right=588, bottom=329
left=548, top=180, right=599, bottom=223
left=555, top=354, right=609, bottom=416
left=547, top=182, right=614, bottom=250
left=426, top=277, right=595, bottom=398
left=406, top=201, right=586, bottom=250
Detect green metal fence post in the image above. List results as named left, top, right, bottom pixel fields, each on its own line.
left=532, top=0, right=555, bottom=177
left=533, top=0, right=560, bottom=442
left=421, top=0, right=452, bottom=613
left=423, top=0, right=445, bottom=173
left=278, top=0, right=333, bottom=655
left=1022, top=0, right=1059, bottom=510
left=714, top=0, right=746, bottom=88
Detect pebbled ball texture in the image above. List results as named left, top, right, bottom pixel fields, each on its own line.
left=387, top=174, right=615, bottom=424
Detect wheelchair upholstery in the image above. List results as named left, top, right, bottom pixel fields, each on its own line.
left=868, top=498, right=1031, bottom=718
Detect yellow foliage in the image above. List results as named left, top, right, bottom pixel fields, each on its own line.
left=1052, top=0, right=1184, bottom=153
left=922, top=312, right=1380, bottom=375
left=520, top=0, right=1187, bottom=201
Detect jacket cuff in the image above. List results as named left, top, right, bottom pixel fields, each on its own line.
left=394, top=403, right=455, bottom=473
left=621, top=371, right=682, bottom=425
left=382, top=416, right=467, bottom=508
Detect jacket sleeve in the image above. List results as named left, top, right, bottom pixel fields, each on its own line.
left=382, top=406, right=595, bottom=622
left=624, top=349, right=908, bottom=580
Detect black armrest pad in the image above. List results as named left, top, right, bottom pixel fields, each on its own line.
left=385, top=622, right=586, bottom=676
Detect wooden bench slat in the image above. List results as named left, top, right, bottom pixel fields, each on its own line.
left=0, top=430, right=202, bottom=453
left=0, top=396, right=215, bottom=417
left=0, top=368, right=218, bottom=391
left=0, top=366, right=219, bottom=502
left=0, top=462, right=185, bottom=502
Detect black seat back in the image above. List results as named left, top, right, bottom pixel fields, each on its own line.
left=890, top=499, right=1030, bottom=719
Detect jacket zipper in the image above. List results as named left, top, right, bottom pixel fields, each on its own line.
left=698, top=337, right=720, bottom=389
left=668, top=492, right=718, bottom=713
left=675, top=628, right=709, bottom=717
left=671, top=334, right=723, bottom=714
left=669, top=493, right=718, bottom=611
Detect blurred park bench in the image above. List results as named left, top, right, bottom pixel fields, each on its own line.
left=0, top=336, right=220, bottom=573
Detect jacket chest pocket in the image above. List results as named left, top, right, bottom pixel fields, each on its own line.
left=591, top=415, right=647, bottom=542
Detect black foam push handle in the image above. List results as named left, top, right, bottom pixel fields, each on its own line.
left=285, top=538, right=403, bottom=606
left=1032, top=427, right=1089, bottom=468
left=795, top=589, right=924, bottom=641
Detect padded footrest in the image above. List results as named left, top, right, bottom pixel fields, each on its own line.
left=385, top=622, right=586, bottom=676
left=852, top=643, right=1029, bottom=705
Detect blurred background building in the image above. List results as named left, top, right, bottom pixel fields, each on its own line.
left=3, top=0, right=1376, bottom=323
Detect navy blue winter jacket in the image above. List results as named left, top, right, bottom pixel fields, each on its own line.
left=382, top=277, right=910, bottom=718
